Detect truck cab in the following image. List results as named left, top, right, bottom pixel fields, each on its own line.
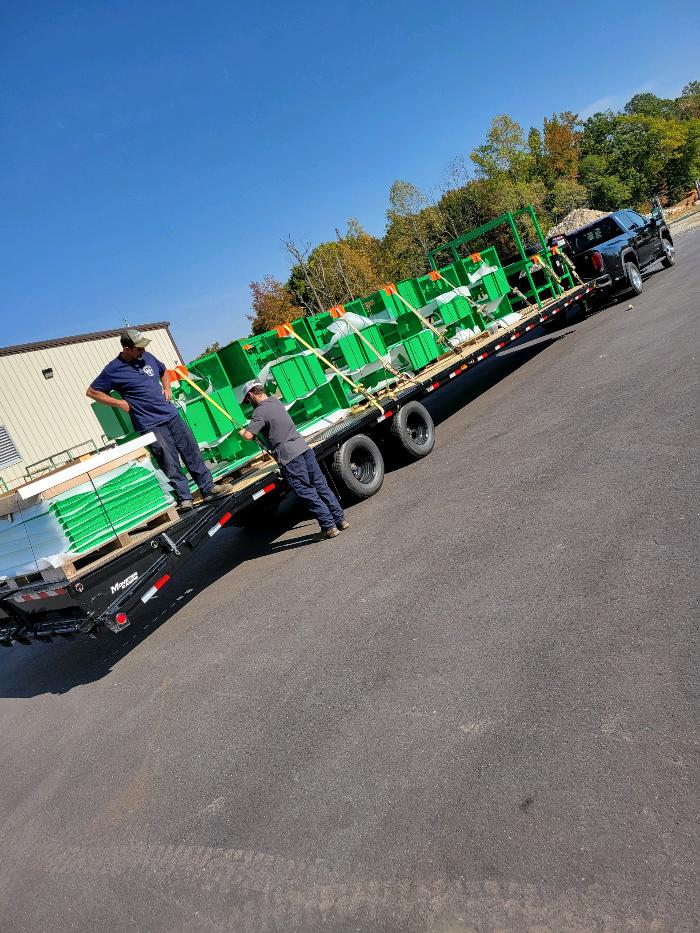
left=551, top=209, right=675, bottom=296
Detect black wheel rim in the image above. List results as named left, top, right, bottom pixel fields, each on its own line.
left=350, top=448, right=377, bottom=484
left=406, top=412, right=429, bottom=446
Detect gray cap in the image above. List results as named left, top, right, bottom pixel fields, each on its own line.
left=120, top=328, right=151, bottom=349
left=242, top=379, right=264, bottom=399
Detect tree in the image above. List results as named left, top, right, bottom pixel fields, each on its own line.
left=624, top=92, right=676, bottom=119
left=383, top=180, right=447, bottom=280
left=283, top=222, right=385, bottom=313
left=542, top=111, right=581, bottom=183
left=247, top=275, right=302, bottom=335
left=470, top=114, right=528, bottom=180
left=198, top=340, right=221, bottom=357
left=579, top=154, right=631, bottom=209
left=677, top=81, right=700, bottom=120
left=545, top=177, right=588, bottom=220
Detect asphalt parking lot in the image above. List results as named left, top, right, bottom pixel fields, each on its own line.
left=1, top=228, right=697, bottom=932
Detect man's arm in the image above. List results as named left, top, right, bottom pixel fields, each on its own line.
left=86, top=386, right=130, bottom=411
left=239, top=407, right=265, bottom=442
left=161, top=370, right=172, bottom=401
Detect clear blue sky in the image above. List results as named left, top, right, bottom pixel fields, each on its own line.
left=2, top=1, right=698, bottom=359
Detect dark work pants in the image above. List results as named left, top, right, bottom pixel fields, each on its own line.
left=282, top=450, right=345, bottom=531
left=149, top=416, right=214, bottom=502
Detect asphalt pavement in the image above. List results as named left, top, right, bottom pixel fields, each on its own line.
left=1, top=230, right=698, bottom=932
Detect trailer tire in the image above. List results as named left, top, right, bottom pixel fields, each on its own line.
left=389, top=401, right=435, bottom=460
left=330, top=434, right=384, bottom=500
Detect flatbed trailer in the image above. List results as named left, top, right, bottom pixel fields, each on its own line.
left=0, top=282, right=595, bottom=647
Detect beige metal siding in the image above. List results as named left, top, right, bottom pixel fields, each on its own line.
left=0, top=327, right=181, bottom=489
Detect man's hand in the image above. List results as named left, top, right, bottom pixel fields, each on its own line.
left=239, top=429, right=254, bottom=441
left=118, top=399, right=131, bottom=412
left=163, top=387, right=172, bottom=401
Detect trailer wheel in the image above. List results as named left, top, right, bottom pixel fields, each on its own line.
left=389, top=401, right=435, bottom=460
left=330, top=434, right=384, bottom=500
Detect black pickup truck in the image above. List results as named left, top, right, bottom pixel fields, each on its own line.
left=549, top=208, right=675, bottom=296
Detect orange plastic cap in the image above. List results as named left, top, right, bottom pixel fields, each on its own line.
left=469, top=252, right=482, bottom=263
left=383, top=283, right=397, bottom=295
left=274, top=323, right=292, bottom=337
left=428, top=270, right=440, bottom=281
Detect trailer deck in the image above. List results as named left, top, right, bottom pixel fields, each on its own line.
left=0, top=282, right=594, bottom=646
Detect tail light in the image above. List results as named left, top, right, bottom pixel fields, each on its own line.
left=590, top=251, right=604, bottom=273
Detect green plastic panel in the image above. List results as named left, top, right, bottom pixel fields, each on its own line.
left=270, top=353, right=327, bottom=404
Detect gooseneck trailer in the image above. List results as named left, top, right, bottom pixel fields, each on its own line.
left=0, top=280, right=596, bottom=647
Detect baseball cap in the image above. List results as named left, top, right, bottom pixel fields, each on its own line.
left=242, top=379, right=264, bottom=399
left=120, top=328, right=151, bottom=349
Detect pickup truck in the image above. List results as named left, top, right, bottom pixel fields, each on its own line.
left=549, top=208, right=675, bottom=296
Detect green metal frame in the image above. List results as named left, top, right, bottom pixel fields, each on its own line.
left=428, top=206, right=560, bottom=308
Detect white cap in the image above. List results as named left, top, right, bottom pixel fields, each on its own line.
left=242, top=379, right=264, bottom=399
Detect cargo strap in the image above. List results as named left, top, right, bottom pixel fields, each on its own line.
left=554, top=248, right=585, bottom=286
left=276, top=324, right=384, bottom=413
left=383, top=284, right=461, bottom=358
left=532, top=253, right=564, bottom=289
left=174, top=367, right=271, bottom=457
left=328, top=307, right=421, bottom=393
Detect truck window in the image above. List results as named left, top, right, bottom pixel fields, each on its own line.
left=628, top=210, right=648, bottom=228
left=568, top=217, right=623, bottom=254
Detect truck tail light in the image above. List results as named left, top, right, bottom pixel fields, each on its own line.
left=591, top=251, right=604, bottom=273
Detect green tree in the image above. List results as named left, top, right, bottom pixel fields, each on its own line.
left=383, top=180, right=446, bottom=280
left=677, top=81, right=700, bottom=120
left=470, top=114, right=528, bottom=181
left=624, top=92, right=676, bottom=119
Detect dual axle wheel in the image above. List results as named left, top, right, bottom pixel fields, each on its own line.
left=329, top=400, right=435, bottom=500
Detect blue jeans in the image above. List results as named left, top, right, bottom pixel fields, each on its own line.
left=149, top=416, right=214, bottom=502
left=282, top=450, right=344, bottom=531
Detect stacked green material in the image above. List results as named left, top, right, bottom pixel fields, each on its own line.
left=49, top=463, right=175, bottom=554
left=91, top=207, right=569, bottom=454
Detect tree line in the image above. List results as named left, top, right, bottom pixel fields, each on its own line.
left=201, top=80, right=699, bottom=351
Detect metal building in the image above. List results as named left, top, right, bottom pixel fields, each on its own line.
left=0, top=322, right=182, bottom=491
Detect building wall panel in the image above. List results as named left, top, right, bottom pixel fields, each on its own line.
left=0, top=326, right=182, bottom=489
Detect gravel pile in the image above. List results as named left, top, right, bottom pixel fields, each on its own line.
left=548, top=208, right=609, bottom=238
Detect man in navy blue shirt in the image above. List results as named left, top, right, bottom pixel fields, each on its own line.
left=87, top=329, right=233, bottom=510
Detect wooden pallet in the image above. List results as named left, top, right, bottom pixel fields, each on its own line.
left=7, top=506, right=181, bottom=587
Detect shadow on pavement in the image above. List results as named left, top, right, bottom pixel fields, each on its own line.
left=0, top=499, right=319, bottom=698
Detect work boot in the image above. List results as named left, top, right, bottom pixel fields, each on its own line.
left=319, top=527, right=340, bottom=540
left=203, top=482, right=234, bottom=500
left=337, top=520, right=350, bottom=531
left=178, top=499, right=194, bottom=512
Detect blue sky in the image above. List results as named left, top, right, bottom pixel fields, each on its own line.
left=2, top=1, right=698, bottom=359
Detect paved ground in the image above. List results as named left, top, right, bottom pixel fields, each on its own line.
left=1, top=231, right=698, bottom=932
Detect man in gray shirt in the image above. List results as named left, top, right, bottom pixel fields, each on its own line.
left=239, top=381, right=348, bottom=539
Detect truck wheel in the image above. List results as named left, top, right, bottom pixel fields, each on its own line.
left=389, top=401, right=435, bottom=461
left=661, top=239, right=676, bottom=268
left=625, top=261, right=643, bottom=295
left=330, top=434, right=384, bottom=500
